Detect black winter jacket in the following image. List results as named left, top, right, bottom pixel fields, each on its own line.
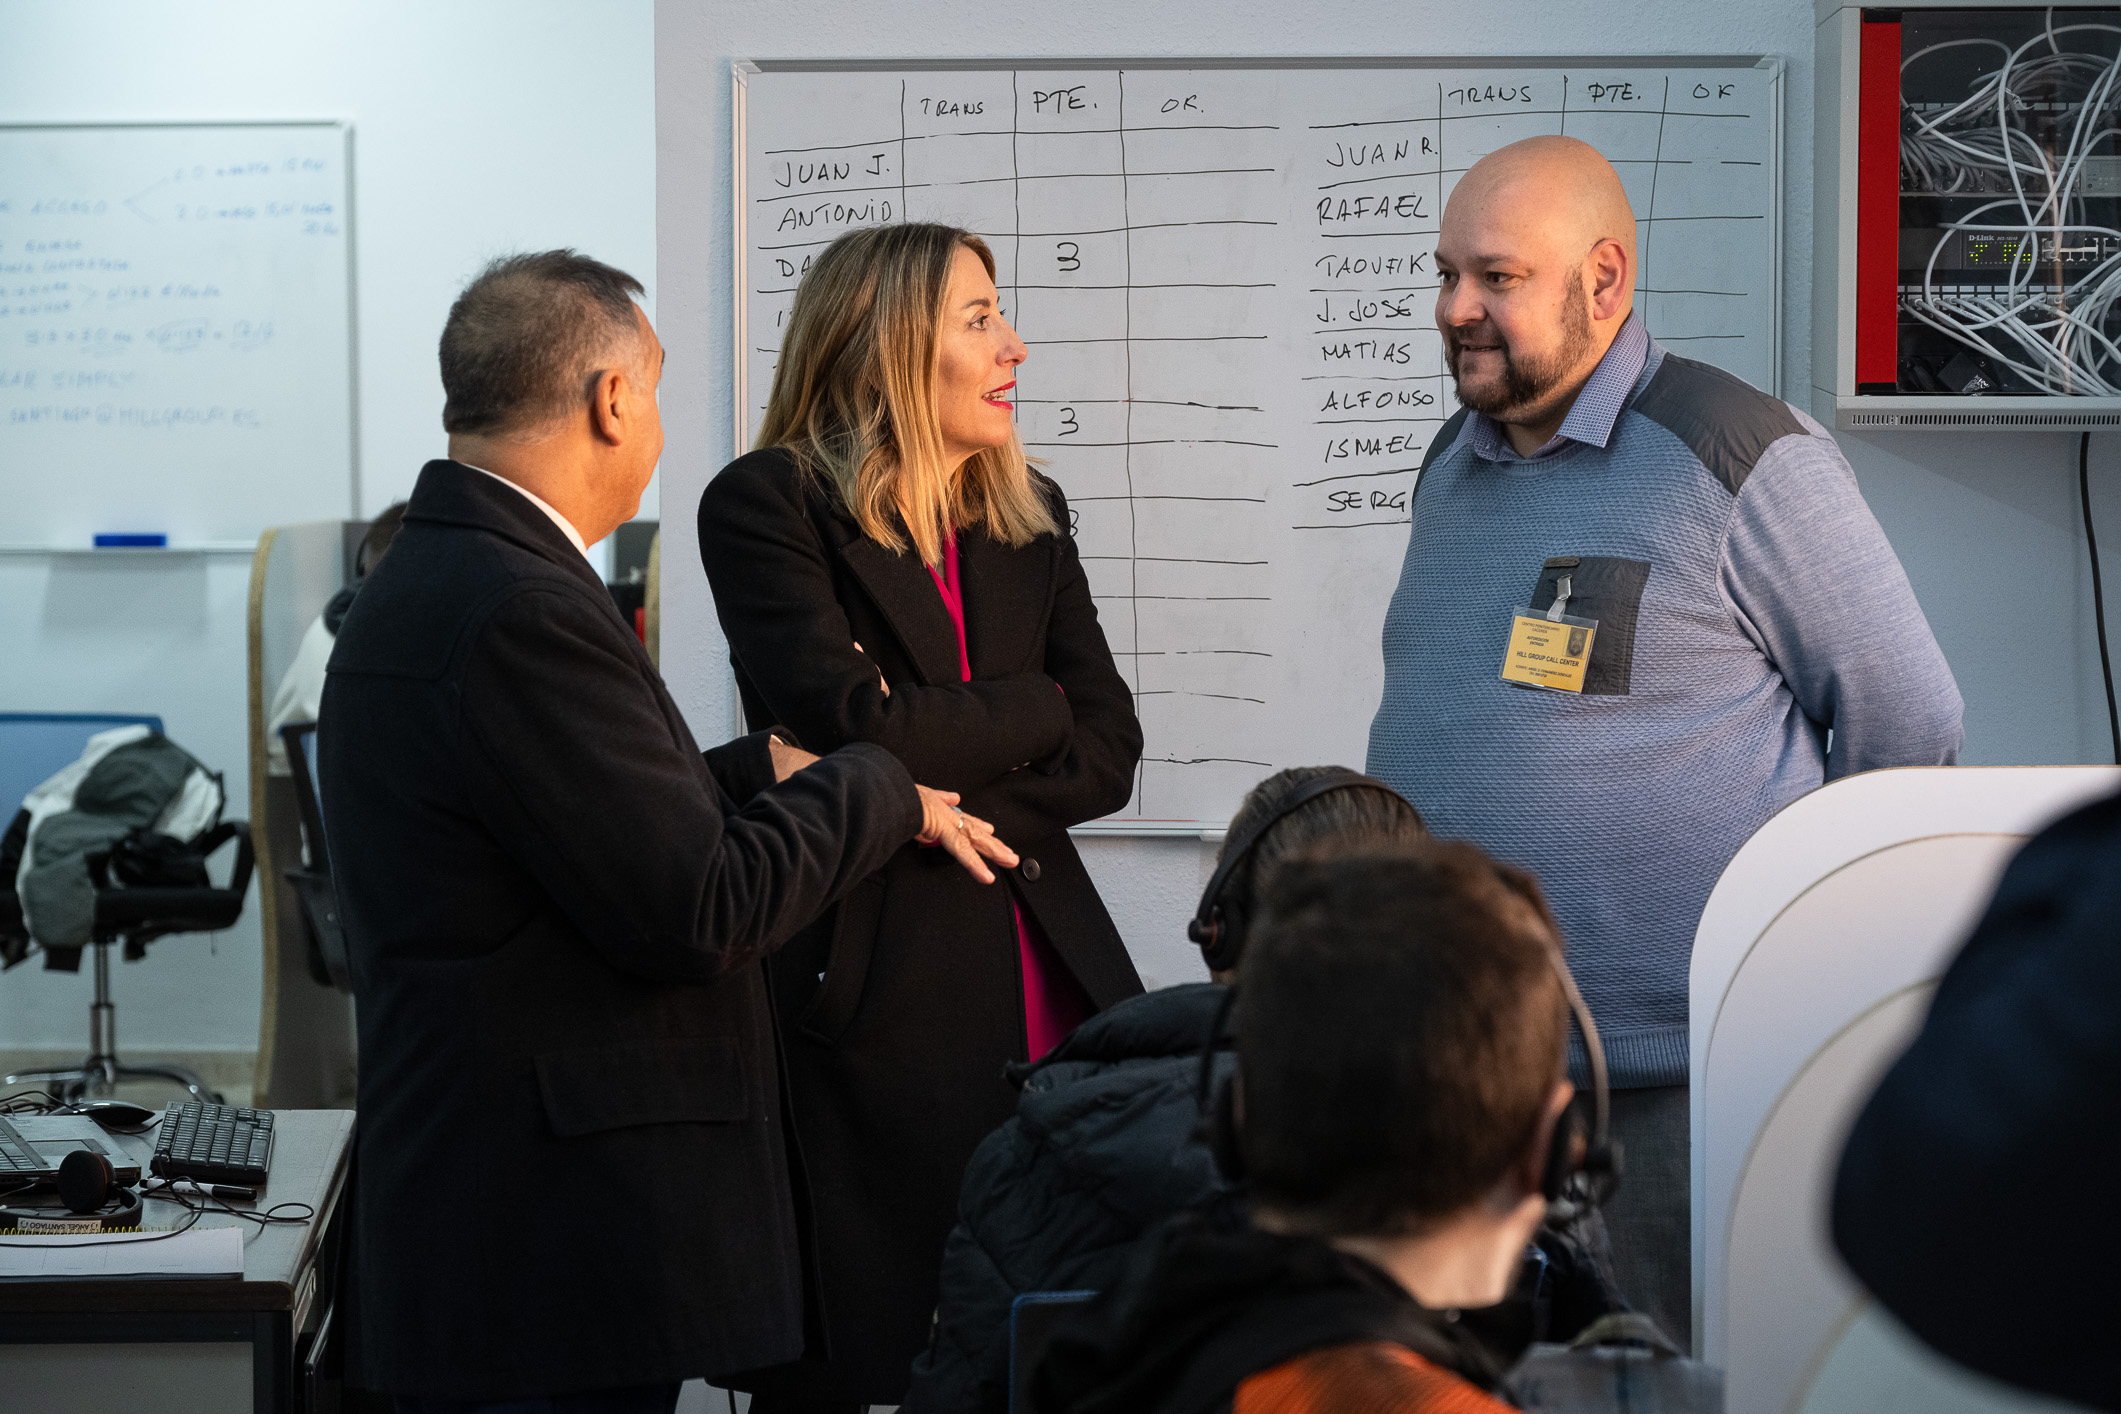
left=903, top=983, right=1234, bottom=1414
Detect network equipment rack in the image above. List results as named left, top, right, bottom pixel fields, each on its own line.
left=1816, top=2, right=2121, bottom=428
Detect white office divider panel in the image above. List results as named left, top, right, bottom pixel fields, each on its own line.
left=735, top=58, right=1783, bottom=827
left=1796, top=1306, right=2090, bottom=1414
left=1690, top=766, right=2119, bottom=1414
left=0, top=123, right=355, bottom=545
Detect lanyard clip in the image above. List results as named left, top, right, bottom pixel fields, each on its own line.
left=1546, top=572, right=1574, bottom=622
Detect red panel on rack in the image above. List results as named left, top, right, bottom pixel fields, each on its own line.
left=1857, top=14, right=1902, bottom=390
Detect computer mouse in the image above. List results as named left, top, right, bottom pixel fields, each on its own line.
left=71, top=1100, right=157, bottom=1128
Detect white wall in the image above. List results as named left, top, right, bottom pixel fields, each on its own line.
left=0, top=0, right=655, bottom=1050
left=655, top=0, right=2121, bottom=988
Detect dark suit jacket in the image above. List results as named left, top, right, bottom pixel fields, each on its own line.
left=320, top=461, right=921, bottom=1400
left=696, top=449, right=1144, bottom=1401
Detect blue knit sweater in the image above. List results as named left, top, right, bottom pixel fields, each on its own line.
left=1365, top=338, right=1963, bottom=1087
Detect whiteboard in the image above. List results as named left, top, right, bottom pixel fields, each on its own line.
left=735, top=59, right=1783, bottom=828
left=0, top=123, right=354, bottom=544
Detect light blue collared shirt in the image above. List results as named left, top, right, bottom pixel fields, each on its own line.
left=1467, top=313, right=1650, bottom=463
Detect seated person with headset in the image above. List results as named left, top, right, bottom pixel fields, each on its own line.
left=1033, top=837, right=1620, bottom=1414
left=904, top=768, right=1428, bottom=1413
left=264, top=502, right=407, bottom=775
left=906, top=770, right=1617, bottom=1413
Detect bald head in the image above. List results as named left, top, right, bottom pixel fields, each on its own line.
left=1433, top=137, right=1639, bottom=449
left=1450, top=136, right=1637, bottom=274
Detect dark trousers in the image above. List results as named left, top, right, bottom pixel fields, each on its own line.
left=1602, top=1083, right=1691, bottom=1351
left=395, top=1385, right=680, bottom=1414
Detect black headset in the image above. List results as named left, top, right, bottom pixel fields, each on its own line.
left=1190, top=769, right=1413, bottom=1177
left=1537, top=950, right=1621, bottom=1222
left=0, top=1149, right=145, bottom=1232
left=1190, top=771, right=1621, bottom=1221
left=1188, top=769, right=1410, bottom=974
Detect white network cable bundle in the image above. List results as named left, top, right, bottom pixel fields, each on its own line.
left=1900, top=12, right=2121, bottom=396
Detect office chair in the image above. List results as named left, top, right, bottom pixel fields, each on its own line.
left=0, top=712, right=164, bottom=968
left=3, top=823, right=254, bottom=1104
left=279, top=722, right=350, bottom=992
left=0, top=712, right=253, bottom=1105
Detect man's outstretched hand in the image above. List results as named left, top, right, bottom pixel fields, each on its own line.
left=768, top=737, right=821, bottom=782
left=915, top=786, right=1018, bottom=884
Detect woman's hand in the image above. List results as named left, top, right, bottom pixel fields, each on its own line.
left=915, top=785, right=1018, bottom=883
left=854, top=641, right=890, bottom=697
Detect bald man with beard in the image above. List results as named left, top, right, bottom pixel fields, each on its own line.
left=1365, top=137, right=1964, bottom=1345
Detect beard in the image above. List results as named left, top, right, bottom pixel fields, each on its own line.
left=1444, top=279, right=1595, bottom=423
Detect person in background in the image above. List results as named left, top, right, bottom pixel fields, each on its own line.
left=322, top=249, right=1014, bottom=1414
left=1364, top=135, right=1964, bottom=1342
left=264, top=501, right=406, bottom=775
left=1034, top=840, right=1585, bottom=1414
left=1833, top=789, right=2121, bottom=1411
left=903, top=767, right=1433, bottom=1414
left=697, top=223, right=1144, bottom=1412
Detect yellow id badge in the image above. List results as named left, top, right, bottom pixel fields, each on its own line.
left=1500, top=606, right=1598, bottom=693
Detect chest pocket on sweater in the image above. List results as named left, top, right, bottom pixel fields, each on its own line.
left=1527, top=556, right=1651, bottom=696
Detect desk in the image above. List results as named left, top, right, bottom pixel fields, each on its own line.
left=0, top=1109, right=354, bottom=1414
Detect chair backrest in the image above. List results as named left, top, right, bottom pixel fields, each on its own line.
left=1691, top=765, right=2121, bottom=1414
left=276, top=720, right=351, bottom=993
left=1011, top=1290, right=1096, bottom=1414
left=0, top=712, right=164, bottom=821
left=281, top=722, right=329, bottom=870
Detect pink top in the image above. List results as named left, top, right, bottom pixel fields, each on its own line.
left=927, top=532, right=1092, bottom=1059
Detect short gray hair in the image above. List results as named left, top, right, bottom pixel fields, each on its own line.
left=439, top=249, right=645, bottom=436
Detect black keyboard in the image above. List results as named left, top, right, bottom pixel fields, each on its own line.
left=152, top=1102, right=275, bottom=1186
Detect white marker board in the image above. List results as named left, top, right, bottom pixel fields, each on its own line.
left=0, top=123, right=354, bottom=544
left=735, top=59, right=1783, bottom=829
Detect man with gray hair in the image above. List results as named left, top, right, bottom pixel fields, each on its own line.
left=1365, top=138, right=1964, bottom=1345
left=322, top=250, right=1016, bottom=1413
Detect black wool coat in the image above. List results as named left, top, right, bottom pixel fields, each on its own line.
left=697, top=448, right=1146, bottom=1402
left=321, top=461, right=923, bottom=1401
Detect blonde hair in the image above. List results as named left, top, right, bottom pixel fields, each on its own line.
left=756, top=224, right=1059, bottom=565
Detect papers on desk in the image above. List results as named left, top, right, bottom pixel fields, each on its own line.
left=0, top=1225, right=243, bottom=1279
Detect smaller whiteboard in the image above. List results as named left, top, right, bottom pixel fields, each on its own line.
left=0, top=123, right=354, bottom=544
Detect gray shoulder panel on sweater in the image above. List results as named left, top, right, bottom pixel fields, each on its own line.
left=1629, top=352, right=1806, bottom=496
left=1419, top=406, right=1473, bottom=474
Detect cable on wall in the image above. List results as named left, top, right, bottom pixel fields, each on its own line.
left=1900, top=17, right=2121, bottom=394
left=2080, top=431, right=2120, bottom=762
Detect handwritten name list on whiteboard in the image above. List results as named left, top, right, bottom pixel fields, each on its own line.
left=737, top=61, right=1781, bottom=826
left=0, top=124, right=353, bottom=544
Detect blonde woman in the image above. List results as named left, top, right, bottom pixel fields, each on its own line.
left=696, top=224, right=1144, bottom=1411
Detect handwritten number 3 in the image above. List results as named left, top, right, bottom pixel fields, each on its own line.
left=1059, top=407, right=1080, bottom=436
left=1056, top=241, right=1081, bottom=273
